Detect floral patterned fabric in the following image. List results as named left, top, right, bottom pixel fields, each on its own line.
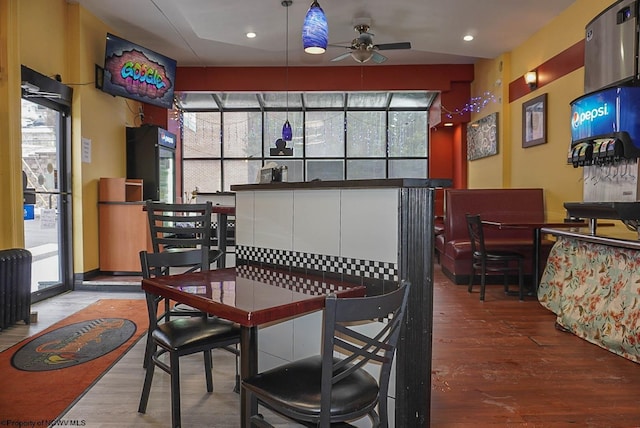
left=538, top=236, right=640, bottom=364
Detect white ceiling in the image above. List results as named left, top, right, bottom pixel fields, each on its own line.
left=72, top=0, right=578, bottom=67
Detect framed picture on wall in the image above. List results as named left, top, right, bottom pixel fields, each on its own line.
left=522, top=93, right=547, bottom=148
left=467, top=112, right=498, bottom=161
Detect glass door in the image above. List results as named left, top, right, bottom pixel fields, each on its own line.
left=159, top=146, right=175, bottom=203
left=21, top=98, right=72, bottom=302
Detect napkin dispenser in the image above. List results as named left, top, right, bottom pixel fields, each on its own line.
left=259, top=163, right=288, bottom=183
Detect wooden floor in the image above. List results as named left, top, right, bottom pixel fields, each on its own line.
left=2, top=266, right=640, bottom=427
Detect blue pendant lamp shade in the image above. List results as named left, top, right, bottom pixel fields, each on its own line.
left=302, top=1, right=328, bottom=54
left=282, top=119, right=292, bottom=141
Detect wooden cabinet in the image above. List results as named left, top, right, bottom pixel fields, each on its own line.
left=98, top=178, right=151, bottom=273
left=99, top=177, right=143, bottom=202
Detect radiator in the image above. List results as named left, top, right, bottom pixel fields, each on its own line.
left=0, top=248, right=32, bottom=329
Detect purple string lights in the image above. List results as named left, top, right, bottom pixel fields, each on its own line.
left=441, top=92, right=498, bottom=119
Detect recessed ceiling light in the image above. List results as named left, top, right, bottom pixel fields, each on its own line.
left=246, top=32, right=257, bottom=39
left=463, top=35, right=474, bottom=42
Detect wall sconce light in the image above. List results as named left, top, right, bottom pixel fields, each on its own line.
left=524, top=70, right=538, bottom=90
left=302, top=0, right=328, bottom=54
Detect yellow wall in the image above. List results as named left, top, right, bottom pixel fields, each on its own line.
left=470, top=0, right=621, bottom=225
left=0, top=0, right=23, bottom=248
left=19, top=1, right=68, bottom=74
left=468, top=55, right=510, bottom=189
left=68, top=6, right=140, bottom=273
left=1, top=0, right=139, bottom=273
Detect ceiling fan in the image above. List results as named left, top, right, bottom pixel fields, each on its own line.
left=330, top=21, right=411, bottom=64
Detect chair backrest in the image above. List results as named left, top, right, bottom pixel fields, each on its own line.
left=140, top=249, right=218, bottom=280
left=319, top=281, right=411, bottom=426
left=140, top=249, right=216, bottom=326
left=465, top=213, right=486, bottom=257
left=145, top=200, right=213, bottom=271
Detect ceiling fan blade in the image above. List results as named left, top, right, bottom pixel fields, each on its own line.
left=375, top=42, right=412, bottom=51
left=331, top=52, right=353, bottom=62
left=371, top=51, right=387, bottom=64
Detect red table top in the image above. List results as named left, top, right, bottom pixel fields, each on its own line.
left=212, top=205, right=235, bottom=215
left=142, top=265, right=366, bottom=327
left=481, top=220, right=588, bottom=229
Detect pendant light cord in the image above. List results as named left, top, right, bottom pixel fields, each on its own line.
left=285, top=1, right=290, bottom=120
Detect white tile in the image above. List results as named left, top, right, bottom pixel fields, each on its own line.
left=259, top=320, right=294, bottom=363
left=340, top=188, right=398, bottom=263
left=258, top=349, right=290, bottom=373
left=254, top=191, right=294, bottom=250
left=292, top=310, right=322, bottom=360
left=293, top=190, right=340, bottom=255
left=235, top=192, right=254, bottom=246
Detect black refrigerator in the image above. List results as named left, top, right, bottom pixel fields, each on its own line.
left=126, top=125, right=176, bottom=203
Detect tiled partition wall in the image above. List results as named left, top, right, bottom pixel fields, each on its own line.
left=233, top=180, right=441, bottom=427
left=235, top=187, right=399, bottom=427
left=235, top=188, right=400, bottom=285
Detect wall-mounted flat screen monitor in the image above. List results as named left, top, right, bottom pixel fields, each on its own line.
left=102, top=33, right=177, bottom=109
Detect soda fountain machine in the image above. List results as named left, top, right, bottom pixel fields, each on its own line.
left=565, top=86, right=640, bottom=234
left=564, top=0, right=640, bottom=236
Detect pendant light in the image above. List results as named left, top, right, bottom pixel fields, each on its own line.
left=302, top=1, right=328, bottom=54
left=282, top=0, right=293, bottom=141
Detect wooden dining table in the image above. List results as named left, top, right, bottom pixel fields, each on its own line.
left=141, top=263, right=366, bottom=427
left=481, top=220, right=590, bottom=290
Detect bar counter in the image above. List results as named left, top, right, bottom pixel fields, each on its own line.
left=538, top=226, right=640, bottom=364
left=231, top=177, right=452, bottom=191
left=231, top=178, right=452, bottom=427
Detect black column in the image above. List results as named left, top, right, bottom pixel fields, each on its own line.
left=396, top=186, right=435, bottom=427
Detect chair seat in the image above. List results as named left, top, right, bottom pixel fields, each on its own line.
left=466, top=214, right=526, bottom=301
left=152, top=317, right=240, bottom=351
left=242, top=355, right=379, bottom=418
left=477, top=250, right=524, bottom=262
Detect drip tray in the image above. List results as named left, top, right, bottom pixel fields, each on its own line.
left=564, top=202, right=640, bottom=220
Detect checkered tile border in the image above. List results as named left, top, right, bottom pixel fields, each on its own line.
left=236, top=245, right=398, bottom=282
left=237, top=265, right=349, bottom=295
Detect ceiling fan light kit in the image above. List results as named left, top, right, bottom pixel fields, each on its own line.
left=351, top=49, right=373, bottom=63
left=302, top=0, right=328, bottom=54
left=329, top=22, right=411, bottom=64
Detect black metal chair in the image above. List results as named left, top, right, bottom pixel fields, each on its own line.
left=144, top=201, right=241, bottom=389
left=145, top=200, right=215, bottom=272
left=138, top=250, right=241, bottom=428
left=146, top=200, right=235, bottom=318
left=139, top=247, right=224, bottom=368
left=242, top=281, right=411, bottom=428
left=465, top=214, right=525, bottom=301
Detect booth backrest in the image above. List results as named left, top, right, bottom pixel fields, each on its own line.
left=444, top=188, right=545, bottom=242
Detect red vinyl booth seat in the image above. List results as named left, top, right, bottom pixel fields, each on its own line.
left=436, top=188, right=554, bottom=285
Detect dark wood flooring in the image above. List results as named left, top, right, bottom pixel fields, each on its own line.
left=431, top=267, right=640, bottom=427
left=3, top=265, right=640, bottom=426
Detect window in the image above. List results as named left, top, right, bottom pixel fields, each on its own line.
left=180, top=91, right=436, bottom=192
